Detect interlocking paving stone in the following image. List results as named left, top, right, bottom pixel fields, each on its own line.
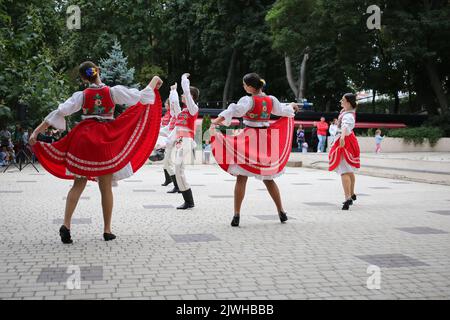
left=397, top=227, right=448, bottom=235
left=209, top=195, right=234, bottom=199
left=292, top=183, right=312, bottom=185
left=16, top=180, right=37, bottom=183
left=428, top=210, right=450, bottom=216
left=28, top=173, right=45, bottom=176
left=53, top=218, right=92, bottom=225
left=284, top=173, right=298, bottom=175
left=133, top=189, right=156, bottom=193
left=355, top=254, right=429, bottom=268
left=63, top=197, right=90, bottom=200
left=0, top=190, right=23, bottom=193
left=190, top=184, right=206, bottom=187
left=123, top=180, right=143, bottom=183
left=37, top=266, right=103, bottom=283
left=170, top=234, right=221, bottom=243
left=204, top=173, right=218, bottom=175
left=303, top=202, right=336, bottom=207
left=369, top=187, right=392, bottom=190
left=390, top=182, right=411, bottom=184
left=143, top=205, right=175, bottom=209
left=253, top=215, right=296, bottom=221
left=356, top=193, right=370, bottom=196
left=318, top=179, right=335, bottom=181
left=224, top=179, right=236, bottom=182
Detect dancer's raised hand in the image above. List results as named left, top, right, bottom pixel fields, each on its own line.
left=149, top=76, right=163, bottom=90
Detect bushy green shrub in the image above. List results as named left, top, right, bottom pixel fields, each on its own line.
left=387, top=127, right=444, bottom=146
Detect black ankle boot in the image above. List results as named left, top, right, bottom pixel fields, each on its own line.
left=177, top=189, right=195, bottom=210
left=103, top=233, right=116, bottom=241
left=351, top=194, right=357, bottom=201
left=279, top=211, right=288, bottom=223
left=161, top=169, right=172, bottom=186
left=231, top=215, right=240, bottom=227
left=167, top=175, right=181, bottom=193
left=342, top=199, right=352, bottom=210
left=59, top=225, right=73, bottom=244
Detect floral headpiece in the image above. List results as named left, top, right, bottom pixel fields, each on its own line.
left=86, top=67, right=98, bottom=77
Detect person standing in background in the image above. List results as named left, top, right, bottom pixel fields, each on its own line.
left=375, top=129, right=384, bottom=154
left=315, top=117, right=328, bottom=153
left=328, top=118, right=338, bottom=150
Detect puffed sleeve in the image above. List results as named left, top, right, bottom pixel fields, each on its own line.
left=270, top=96, right=295, bottom=117
left=110, top=85, right=155, bottom=106
left=44, top=91, right=83, bottom=131
left=341, top=113, right=355, bottom=134
left=169, top=89, right=182, bottom=118
left=181, top=74, right=199, bottom=116
left=218, top=96, right=253, bottom=127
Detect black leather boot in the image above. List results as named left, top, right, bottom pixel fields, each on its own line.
left=167, top=175, right=181, bottom=193
left=177, top=189, right=195, bottom=210
left=161, top=169, right=172, bottom=186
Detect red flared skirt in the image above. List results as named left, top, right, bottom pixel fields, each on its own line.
left=328, top=132, right=360, bottom=171
left=211, top=117, right=294, bottom=177
left=32, top=91, right=162, bottom=180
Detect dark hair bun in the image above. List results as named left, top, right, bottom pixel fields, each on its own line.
left=344, top=93, right=357, bottom=109
left=79, top=61, right=99, bottom=83
left=243, top=73, right=265, bottom=90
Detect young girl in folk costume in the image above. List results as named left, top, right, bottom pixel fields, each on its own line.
left=165, top=73, right=200, bottom=209
left=211, top=73, right=299, bottom=227
left=29, top=61, right=163, bottom=243
left=328, top=93, right=360, bottom=210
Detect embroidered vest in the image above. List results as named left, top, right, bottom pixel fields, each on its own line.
left=175, top=105, right=198, bottom=139
left=82, top=86, right=115, bottom=117
left=243, top=96, right=273, bottom=122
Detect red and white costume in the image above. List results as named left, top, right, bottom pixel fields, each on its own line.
left=212, top=94, right=295, bottom=180
left=32, top=83, right=162, bottom=182
left=328, top=110, right=360, bottom=174
left=163, top=75, right=199, bottom=191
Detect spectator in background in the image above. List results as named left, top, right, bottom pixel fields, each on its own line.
left=0, top=125, right=12, bottom=147
left=203, top=141, right=212, bottom=164
left=311, top=125, right=318, bottom=152
left=296, top=125, right=305, bottom=152
left=375, top=129, right=384, bottom=154
left=302, top=141, right=309, bottom=153
left=315, top=117, right=329, bottom=153
left=328, top=118, right=338, bottom=148
left=0, top=145, right=8, bottom=166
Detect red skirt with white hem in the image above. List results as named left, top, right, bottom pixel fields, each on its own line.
left=211, top=117, right=294, bottom=177
left=32, top=91, right=162, bottom=180
left=328, top=132, right=360, bottom=171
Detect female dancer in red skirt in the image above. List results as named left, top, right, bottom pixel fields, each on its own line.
left=29, top=61, right=163, bottom=243
left=211, top=73, right=298, bottom=227
left=328, top=93, right=360, bottom=210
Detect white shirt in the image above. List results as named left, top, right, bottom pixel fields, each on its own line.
left=329, top=124, right=338, bottom=137
left=166, top=74, right=199, bottom=144
left=44, top=83, right=156, bottom=131
left=337, top=112, right=356, bottom=136
left=218, top=95, right=295, bottom=127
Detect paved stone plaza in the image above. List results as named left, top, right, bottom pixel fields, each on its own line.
left=1, top=161, right=450, bottom=300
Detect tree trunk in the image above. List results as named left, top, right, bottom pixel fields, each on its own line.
left=394, top=91, right=400, bottom=114
left=372, top=90, right=376, bottom=113
left=424, top=57, right=448, bottom=114
left=285, top=55, right=299, bottom=99
left=298, top=51, right=309, bottom=101
left=222, top=49, right=237, bottom=109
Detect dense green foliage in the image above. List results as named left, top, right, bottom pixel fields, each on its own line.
left=1, top=0, right=449, bottom=128
left=387, top=127, right=444, bottom=146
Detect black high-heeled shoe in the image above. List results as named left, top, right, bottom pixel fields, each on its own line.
left=279, top=211, right=288, bottom=223
left=103, top=233, right=116, bottom=241
left=59, top=225, right=73, bottom=244
left=231, top=215, right=240, bottom=227
left=351, top=194, right=357, bottom=201
left=342, top=199, right=352, bottom=210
